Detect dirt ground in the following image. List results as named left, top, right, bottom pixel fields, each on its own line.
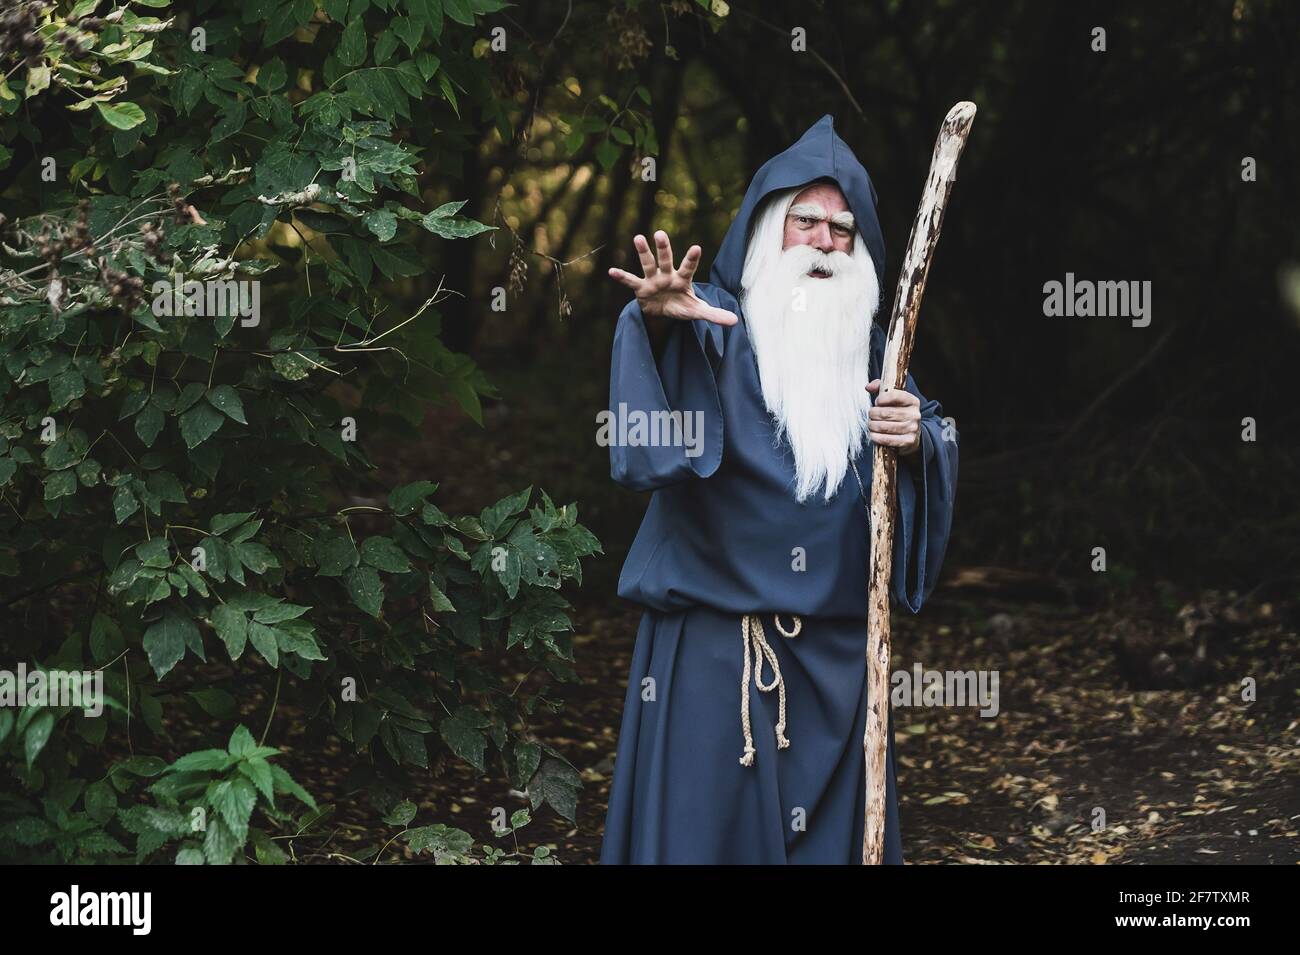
left=266, top=589, right=1298, bottom=864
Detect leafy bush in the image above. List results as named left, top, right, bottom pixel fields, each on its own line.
left=0, top=0, right=600, bottom=863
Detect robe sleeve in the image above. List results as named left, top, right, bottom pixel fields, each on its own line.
left=607, top=284, right=733, bottom=491
left=870, top=326, right=959, bottom=613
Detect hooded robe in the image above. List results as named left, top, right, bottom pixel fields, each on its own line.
left=599, top=115, right=958, bottom=865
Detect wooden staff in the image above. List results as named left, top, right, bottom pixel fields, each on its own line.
left=863, top=101, right=976, bottom=864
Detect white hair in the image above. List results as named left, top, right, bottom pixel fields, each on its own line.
left=737, top=184, right=882, bottom=503
left=740, top=185, right=877, bottom=303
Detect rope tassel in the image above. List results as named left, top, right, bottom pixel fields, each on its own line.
left=738, top=613, right=803, bottom=767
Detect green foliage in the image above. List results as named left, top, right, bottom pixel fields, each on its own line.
left=0, top=0, right=601, bottom=863
left=375, top=801, right=558, bottom=865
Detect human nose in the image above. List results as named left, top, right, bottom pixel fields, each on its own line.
left=811, top=221, right=834, bottom=251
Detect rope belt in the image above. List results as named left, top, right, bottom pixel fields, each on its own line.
left=738, top=613, right=803, bottom=767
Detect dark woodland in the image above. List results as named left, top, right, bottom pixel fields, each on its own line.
left=0, top=0, right=1295, bottom=866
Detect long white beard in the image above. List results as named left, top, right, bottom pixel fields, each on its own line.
left=742, top=243, right=880, bottom=503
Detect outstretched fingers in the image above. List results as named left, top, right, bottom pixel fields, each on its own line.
left=633, top=234, right=658, bottom=278
left=607, top=266, right=642, bottom=291
left=677, top=244, right=703, bottom=282
left=654, top=230, right=675, bottom=273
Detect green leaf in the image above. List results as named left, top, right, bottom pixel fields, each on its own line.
left=388, top=480, right=438, bottom=516
left=247, top=622, right=280, bottom=667
left=212, top=604, right=249, bottom=660
left=111, top=755, right=168, bottom=778
left=370, top=243, right=423, bottom=279
left=271, top=351, right=311, bottom=381
left=85, top=779, right=119, bottom=824
left=361, top=536, right=411, bottom=573
left=596, top=138, right=619, bottom=170
left=420, top=211, right=495, bottom=239
left=135, top=404, right=165, bottom=447
left=24, top=64, right=51, bottom=99
left=189, top=688, right=238, bottom=719
left=530, top=757, right=580, bottom=823
left=275, top=622, right=325, bottom=661
left=24, top=711, right=55, bottom=768
left=211, top=101, right=247, bottom=144
left=443, top=0, right=476, bottom=26
left=72, top=456, right=98, bottom=489
left=238, top=757, right=275, bottom=804
left=143, top=611, right=196, bottom=679
left=179, top=402, right=224, bottom=449
left=382, top=800, right=418, bottom=827
left=427, top=577, right=455, bottom=612
left=313, top=534, right=358, bottom=576
left=265, top=0, right=314, bottom=44
left=43, top=469, right=77, bottom=501
left=414, top=50, right=440, bottom=80
left=253, top=601, right=309, bottom=624
left=211, top=778, right=258, bottom=843
left=97, top=101, right=146, bottom=130
left=228, top=520, right=264, bottom=545
left=495, top=547, right=522, bottom=598
left=344, top=565, right=384, bottom=618
left=269, top=764, right=317, bottom=810
left=136, top=537, right=171, bottom=568
left=439, top=708, right=487, bottom=771
left=211, top=512, right=256, bottom=536
left=169, top=748, right=236, bottom=773
left=481, top=486, right=531, bottom=535
left=228, top=725, right=257, bottom=757
left=205, top=385, right=248, bottom=424
left=338, top=18, right=368, bottom=67
left=49, top=369, right=86, bottom=410
left=363, top=209, right=398, bottom=241
left=176, top=382, right=206, bottom=413
left=257, top=57, right=287, bottom=92
left=113, top=485, right=140, bottom=524
left=89, top=613, right=125, bottom=663
left=146, top=471, right=186, bottom=505
left=202, top=817, right=239, bottom=865
left=235, top=542, right=278, bottom=575
left=511, top=741, right=542, bottom=790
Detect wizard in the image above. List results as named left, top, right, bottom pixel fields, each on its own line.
left=599, top=116, right=959, bottom=865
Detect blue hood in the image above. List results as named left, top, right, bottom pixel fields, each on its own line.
left=708, top=114, right=887, bottom=297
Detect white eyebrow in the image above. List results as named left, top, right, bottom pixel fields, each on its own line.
left=788, top=202, right=855, bottom=230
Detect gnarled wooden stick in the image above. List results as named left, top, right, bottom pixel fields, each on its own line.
left=864, top=101, right=976, bottom=865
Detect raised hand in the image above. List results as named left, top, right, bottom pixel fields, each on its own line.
left=607, top=230, right=738, bottom=326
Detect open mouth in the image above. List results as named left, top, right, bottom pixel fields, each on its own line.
left=808, top=266, right=832, bottom=279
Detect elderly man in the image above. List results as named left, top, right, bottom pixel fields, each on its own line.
left=599, top=116, right=958, bottom=864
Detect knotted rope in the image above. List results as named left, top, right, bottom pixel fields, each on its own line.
left=738, top=613, right=803, bottom=767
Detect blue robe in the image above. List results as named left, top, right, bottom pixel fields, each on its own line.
left=599, top=116, right=959, bottom=864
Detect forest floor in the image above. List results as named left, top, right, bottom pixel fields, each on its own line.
left=502, top=593, right=1300, bottom=865
left=272, top=588, right=1298, bottom=865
